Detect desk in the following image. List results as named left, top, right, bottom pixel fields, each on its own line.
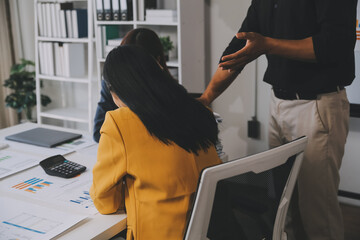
left=0, top=123, right=127, bottom=240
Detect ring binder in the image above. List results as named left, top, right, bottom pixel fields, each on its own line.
left=96, top=0, right=104, bottom=20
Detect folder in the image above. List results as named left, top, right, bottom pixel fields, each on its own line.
left=127, top=0, right=133, bottom=20
left=41, top=4, right=48, bottom=37
left=112, top=0, right=120, bottom=20
left=96, top=0, right=105, bottom=20
left=50, top=3, right=59, bottom=38
left=54, top=3, right=61, bottom=38
left=66, top=10, right=73, bottom=38
left=60, top=2, right=74, bottom=38
left=63, top=43, right=85, bottom=77
left=45, top=3, right=52, bottom=37
left=59, top=10, right=67, bottom=38
left=103, top=0, right=112, bottom=20
left=72, top=9, right=88, bottom=38
left=6, top=128, right=82, bottom=148
left=119, top=0, right=127, bottom=20
left=36, top=3, right=44, bottom=36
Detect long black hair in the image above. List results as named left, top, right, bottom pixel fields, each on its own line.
left=120, top=28, right=170, bottom=75
left=103, top=45, right=218, bottom=154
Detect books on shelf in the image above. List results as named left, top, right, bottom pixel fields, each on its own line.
left=36, top=2, right=87, bottom=39
left=39, top=42, right=86, bottom=78
left=72, top=9, right=88, bottom=38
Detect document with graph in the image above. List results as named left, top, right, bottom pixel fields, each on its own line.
left=0, top=196, right=87, bottom=240
left=0, top=151, right=39, bottom=179
left=0, top=166, right=97, bottom=214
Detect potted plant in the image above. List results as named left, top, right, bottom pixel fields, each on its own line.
left=159, top=36, right=174, bottom=61
left=3, top=59, right=51, bottom=122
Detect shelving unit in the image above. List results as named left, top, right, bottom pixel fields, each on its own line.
left=34, top=0, right=96, bottom=132
left=94, top=0, right=205, bottom=93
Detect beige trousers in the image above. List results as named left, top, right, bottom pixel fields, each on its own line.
left=269, top=89, right=349, bottom=240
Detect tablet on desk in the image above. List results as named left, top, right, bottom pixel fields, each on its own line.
left=5, top=127, right=82, bottom=148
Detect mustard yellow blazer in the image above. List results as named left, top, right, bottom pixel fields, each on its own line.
left=90, top=107, right=221, bottom=240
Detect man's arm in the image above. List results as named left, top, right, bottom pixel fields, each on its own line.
left=200, top=32, right=317, bottom=105
left=219, top=32, right=316, bottom=72
left=198, top=67, right=240, bottom=106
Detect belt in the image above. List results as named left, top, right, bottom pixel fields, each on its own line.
left=273, top=86, right=344, bottom=100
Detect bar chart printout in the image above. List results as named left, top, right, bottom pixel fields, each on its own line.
left=0, top=196, right=87, bottom=240
left=11, top=177, right=53, bottom=194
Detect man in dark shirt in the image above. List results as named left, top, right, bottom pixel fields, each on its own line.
left=199, top=0, right=358, bottom=239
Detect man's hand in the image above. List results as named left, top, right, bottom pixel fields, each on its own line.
left=219, top=32, right=269, bottom=72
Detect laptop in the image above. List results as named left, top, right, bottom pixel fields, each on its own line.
left=5, top=127, right=82, bottom=148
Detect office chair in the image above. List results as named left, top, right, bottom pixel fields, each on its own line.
left=183, top=136, right=307, bottom=240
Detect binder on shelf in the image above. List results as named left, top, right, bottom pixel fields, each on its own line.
left=66, top=10, right=73, bottom=38
left=54, top=42, right=61, bottom=76
left=54, top=3, right=61, bottom=38
left=72, top=9, right=88, bottom=38
left=96, top=0, right=104, bottom=20
left=41, top=4, right=48, bottom=37
left=58, top=43, right=65, bottom=76
left=59, top=10, right=67, bottom=38
left=45, top=3, right=52, bottom=37
left=50, top=3, right=59, bottom=38
left=145, top=0, right=157, bottom=9
left=42, top=42, right=54, bottom=76
left=38, top=42, right=45, bottom=74
left=104, top=0, right=112, bottom=20
left=60, top=2, right=74, bottom=38
left=63, top=43, right=86, bottom=77
left=127, top=0, right=133, bottom=21
left=137, top=0, right=144, bottom=21
left=112, top=0, right=120, bottom=20
left=119, top=0, right=127, bottom=20
left=36, top=3, right=44, bottom=36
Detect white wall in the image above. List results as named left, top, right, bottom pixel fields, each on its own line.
left=205, top=0, right=270, bottom=161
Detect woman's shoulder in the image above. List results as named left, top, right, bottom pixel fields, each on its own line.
left=107, top=107, right=143, bottom=128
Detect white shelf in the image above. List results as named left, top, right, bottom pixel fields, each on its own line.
left=96, top=20, right=135, bottom=25
left=38, top=37, right=93, bottom=43
left=136, top=21, right=178, bottom=26
left=38, top=74, right=89, bottom=83
left=40, top=108, right=88, bottom=123
left=35, top=0, right=95, bottom=132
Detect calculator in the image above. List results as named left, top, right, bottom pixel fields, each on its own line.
left=40, top=154, right=86, bottom=178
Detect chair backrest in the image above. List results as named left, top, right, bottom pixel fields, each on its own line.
left=183, top=137, right=307, bottom=240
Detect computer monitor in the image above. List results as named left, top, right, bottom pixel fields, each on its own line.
left=183, top=137, right=307, bottom=240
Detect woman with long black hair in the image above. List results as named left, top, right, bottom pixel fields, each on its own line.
left=93, top=28, right=171, bottom=142
left=90, top=45, right=221, bottom=240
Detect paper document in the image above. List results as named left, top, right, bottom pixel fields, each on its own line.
left=0, top=196, right=87, bottom=240
left=0, top=151, right=39, bottom=179
left=1, top=166, right=97, bottom=214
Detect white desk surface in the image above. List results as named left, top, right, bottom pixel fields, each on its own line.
left=0, top=123, right=127, bottom=240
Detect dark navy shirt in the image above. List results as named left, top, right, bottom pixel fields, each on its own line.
left=221, top=0, right=357, bottom=93
left=93, top=80, right=118, bottom=142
